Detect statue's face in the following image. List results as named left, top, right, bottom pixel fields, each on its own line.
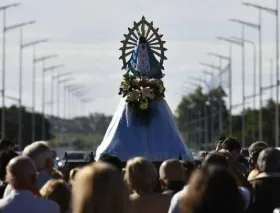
left=140, top=43, right=146, bottom=50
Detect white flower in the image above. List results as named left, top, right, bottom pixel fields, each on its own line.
left=127, top=90, right=140, bottom=102
left=141, top=87, right=155, bottom=100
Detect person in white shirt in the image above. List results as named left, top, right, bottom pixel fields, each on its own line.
left=0, top=156, right=60, bottom=213
left=4, top=141, right=54, bottom=197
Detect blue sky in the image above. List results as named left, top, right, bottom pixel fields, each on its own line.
left=0, top=0, right=279, bottom=117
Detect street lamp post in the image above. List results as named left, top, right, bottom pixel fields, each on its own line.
left=43, top=64, right=64, bottom=118
left=231, top=36, right=257, bottom=141
left=199, top=63, right=222, bottom=143
left=6, top=20, right=36, bottom=148
left=207, top=53, right=231, bottom=138
left=189, top=76, right=211, bottom=150
left=228, top=18, right=262, bottom=141
left=57, top=78, right=75, bottom=143
left=216, top=37, right=245, bottom=144
left=0, top=3, right=21, bottom=139
left=54, top=73, right=72, bottom=143
left=53, top=72, right=72, bottom=118
left=202, top=70, right=216, bottom=147
left=21, top=39, right=49, bottom=142
left=4, top=20, right=36, bottom=148
left=34, top=55, right=58, bottom=140
left=72, top=91, right=87, bottom=118
left=185, top=80, right=202, bottom=150
left=243, top=0, right=279, bottom=146
left=68, top=87, right=86, bottom=118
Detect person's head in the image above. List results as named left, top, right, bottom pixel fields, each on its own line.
left=6, top=156, right=37, bottom=192
left=69, top=168, right=79, bottom=186
left=0, top=139, right=14, bottom=155
left=51, top=167, right=64, bottom=179
left=40, top=179, right=71, bottom=213
left=193, top=159, right=202, bottom=169
left=201, top=152, right=230, bottom=169
left=248, top=141, right=268, bottom=170
left=257, top=148, right=280, bottom=173
left=180, top=161, right=195, bottom=182
left=182, top=166, right=244, bottom=213
left=218, top=149, right=234, bottom=162
left=0, top=150, right=18, bottom=181
left=72, top=161, right=129, bottom=213
left=124, top=157, right=157, bottom=193
left=23, top=141, right=53, bottom=174
left=99, top=154, right=122, bottom=171
left=215, top=136, right=226, bottom=151
left=159, top=159, right=185, bottom=189
left=221, top=137, right=241, bottom=160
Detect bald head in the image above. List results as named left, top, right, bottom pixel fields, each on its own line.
left=6, top=156, right=37, bottom=190
left=159, top=159, right=185, bottom=183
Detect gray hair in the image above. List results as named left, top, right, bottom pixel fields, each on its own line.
left=257, top=148, right=280, bottom=173
left=22, top=141, right=52, bottom=171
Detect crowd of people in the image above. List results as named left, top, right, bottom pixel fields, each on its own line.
left=0, top=137, right=278, bottom=213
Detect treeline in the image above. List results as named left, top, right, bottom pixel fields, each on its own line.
left=48, top=113, right=112, bottom=149
left=176, top=86, right=280, bottom=149
left=0, top=105, right=112, bottom=149
left=49, top=113, right=112, bottom=136
left=0, top=105, right=51, bottom=148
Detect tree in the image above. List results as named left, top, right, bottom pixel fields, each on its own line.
left=0, top=105, right=52, bottom=148
left=176, top=86, right=228, bottom=149
left=176, top=86, right=280, bottom=149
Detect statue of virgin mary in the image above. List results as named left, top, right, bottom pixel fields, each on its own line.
left=95, top=17, right=193, bottom=162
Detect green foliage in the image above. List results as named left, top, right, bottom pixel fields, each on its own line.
left=176, top=86, right=280, bottom=149
left=0, top=105, right=52, bottom=148
left=48, top=113, right=112, bottom=150
left=176, top=86, right=228, bottom=150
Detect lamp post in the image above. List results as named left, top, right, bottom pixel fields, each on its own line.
left=185, top=80, right=202, bottom=150
left=231, top=36, right=258, bottom=141
left=200, top=63, right=223, bottom=143
left=53, top=72, right=72, bottom=117
left=81, top=98, right=93, bottom=118
left=0, top=2, right=21, bottom=139
left=3, top=20, right=36, bottom=148
left=202, top=70, right=216, bottom=146
left=57, top=78, right=75, bottom=143
left=207, top=53, right=231, bottom=138
left=189, top=76, right=211, bottom=150
left=227, top=18, right=262, bottom=141
left=54, top=73, right=72, bottom=144
left=58, top=78, right=75, bottom=119
left=43, top=64, right=64, bottom=118
left=216, top=37, right=245, bottom=143
left=4, top=20, right=36, bottom=148
left=243, top=1, right=279, bottom=146
left=72, top=91, right=87, bottom=118
left=21, top=39, right=49, bottom=142
left=34, top=54, right=58, bottom=140
left=183, top=87, right=196, bottom=149
left=68, top=87, right=86, bottom=118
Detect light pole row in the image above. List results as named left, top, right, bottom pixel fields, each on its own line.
left=188, top=1, right=279, bottom=148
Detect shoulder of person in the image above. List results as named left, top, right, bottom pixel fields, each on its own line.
left=0, top=196, right=9, bottom=208
left=250, top=172, right=280, bottom=181
left=35, top=197, right=60, bottom=211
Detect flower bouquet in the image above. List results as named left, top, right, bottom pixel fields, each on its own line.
left=118, top=73, right=166, bottom=125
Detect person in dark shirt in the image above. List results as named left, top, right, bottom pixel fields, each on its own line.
left=0, top=139, right=15, bottom=158
left=0, top=150, right=18, bottom=198
left=222, top=137, right=248, bottom=176
left=159, top=159, right=185, bottom=197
